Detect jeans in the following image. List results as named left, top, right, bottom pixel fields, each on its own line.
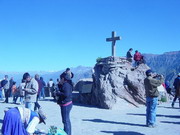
left=25, top=102, right=35, bottom=111
left=60, top=103, right=72, bottom=135
left=146, top=97, right=158, bottom=126
left=0, top=89, right=3, bottom=100
left=40, top=88, right=45, bottom=99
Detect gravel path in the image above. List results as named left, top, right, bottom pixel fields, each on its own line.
left=0, top=98, right=180, bottom=135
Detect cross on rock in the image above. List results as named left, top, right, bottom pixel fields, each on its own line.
left=106, top=31, right=121, bottom=57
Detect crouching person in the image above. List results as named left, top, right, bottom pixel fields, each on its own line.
left=1, top=107, right=46, bottom=135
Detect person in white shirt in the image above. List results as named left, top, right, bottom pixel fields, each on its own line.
left=1, top=107, right=46, bottom=135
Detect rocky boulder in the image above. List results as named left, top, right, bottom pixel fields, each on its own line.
left=76, top=56, right=150, bottom=109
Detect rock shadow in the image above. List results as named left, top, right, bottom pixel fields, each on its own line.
left=83, top=119, right=146, bottom=127
left=161, top=121, right=180, bottom=125
left=127, top=113, right=180, bottom=119
left=101, top=131, right=145, bottom=135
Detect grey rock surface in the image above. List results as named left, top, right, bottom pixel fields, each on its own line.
left=77, top=56, right=150, bottom=109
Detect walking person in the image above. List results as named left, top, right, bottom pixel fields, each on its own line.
left=55, top=73, right=73, bottom=135
left=171, top=73, right=180, bottom=108
left=1, top=75, right=10, bottom=103
left=144, top=69, right=164, bottom=128
left=1, top=107, right=46, bottom=135
left=23, top=72, right=38, bottom=111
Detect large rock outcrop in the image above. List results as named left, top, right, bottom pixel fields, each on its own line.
left=76, top=56, right=150, bottom=109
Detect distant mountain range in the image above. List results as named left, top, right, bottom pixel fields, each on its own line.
left=143, top=51, right=180, bottom=86
left=0, top=66, right=93, bottom=85
left=1, top=51, right=179, bottom=87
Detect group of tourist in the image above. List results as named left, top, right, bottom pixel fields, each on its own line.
left=126, top=48, right=145, bottom=67
left=0, top=68, right=74, bottom=135
left=1, top=66, right=180, bottom=134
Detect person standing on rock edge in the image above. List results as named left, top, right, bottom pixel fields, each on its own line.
left=144, top=69, right=164, bottom=128
left=55, top=72, right=73, bottom=135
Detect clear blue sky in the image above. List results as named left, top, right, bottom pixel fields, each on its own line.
left=0, top=0, right=179, bottom=72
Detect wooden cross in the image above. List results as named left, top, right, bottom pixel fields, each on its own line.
left=106, top=31, right=121, bottom=57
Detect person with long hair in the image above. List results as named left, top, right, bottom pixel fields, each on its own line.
left=55, top=72, right=73, bottom=135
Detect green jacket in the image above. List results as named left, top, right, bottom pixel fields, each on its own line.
left=144, top=76, right=164, bottom=97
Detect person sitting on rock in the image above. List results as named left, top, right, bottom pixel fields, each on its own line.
left=126, top=48, right=133, bottom=63
left=1, top=107, right=46, bottom=135
left=134, top=50, right=143, bottom=67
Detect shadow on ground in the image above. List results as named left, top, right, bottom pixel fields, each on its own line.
left=127, top=113, right=180, bottom=119
left=161, top=121, right=180, bottom=125
left=83, top=119, right=146, bottom=127
left=158, top=106, right=180, bottom=109
left=101, top=131, right=145, bottom=135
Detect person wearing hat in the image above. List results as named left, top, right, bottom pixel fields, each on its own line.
left=56, top=72, right=73, bottom=135
left=144, top=69, right=164, bottom=128
left=23, top=72, right=38, bottom=111
left=171, top=73, right=180, bottom=108
left=1, top=107, right=46, bottom=135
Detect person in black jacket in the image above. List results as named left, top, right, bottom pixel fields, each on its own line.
left=56, top=72, right=73, bottom=135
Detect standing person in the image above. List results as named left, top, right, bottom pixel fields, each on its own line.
left=0, top=81, right=4, bottom=101
left=1, top=75, right=10, bottom=103
left=12, top=82, right=18, bottom=104
left=19, top=79, right=26, bottom=105
left=9, top=77, right=14, bottom=97
left=126, top=48, right=133, bottom=63
left=1, top=107, right=46, bottom=135
left=56, top=73, right=73, bottom=135
left=34, top=74, right=42, bottom=111
left=62, top=68, right=74, bottom=81
left=23, top=72, right=38, bottom=111
left=134, top=50, right=142, bottom=67
left=48, top=78, right=54, bottom=97
left=144, top=70, right=164, bottom=128
left=40, top=77, right=46, bottom=99
left=171, top=73, right=180, bottom=108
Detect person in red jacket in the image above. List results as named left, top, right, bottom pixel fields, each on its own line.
left=134, top=50, right=143, bottom=67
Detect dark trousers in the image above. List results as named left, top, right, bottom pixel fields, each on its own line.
left=60, top=103, right=72, bottom=135
left=34, top=95, right=41, bottom=111
left=4, top=89, right=9, bottom=103
left=172, top=94, right=180, bottom=106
